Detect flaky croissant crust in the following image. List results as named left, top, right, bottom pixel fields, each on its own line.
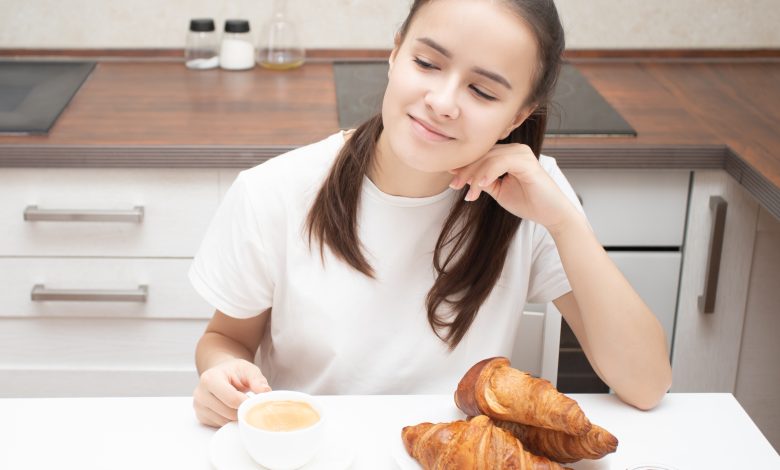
left=455, top=357, right=592, bottom=436
left=402, top=415, right=572, bottom=470
left=493, top=419, right=618, bottom=463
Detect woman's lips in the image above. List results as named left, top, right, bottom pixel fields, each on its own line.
left=409, top=115, right=454, bottom=142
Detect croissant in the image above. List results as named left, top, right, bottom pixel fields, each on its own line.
left=493, top=419, right=618, bottom=463
left=402, top=415, right=572, bottom=470
left=454, top=357, right=591, bottom=436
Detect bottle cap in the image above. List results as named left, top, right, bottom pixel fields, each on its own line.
left=189, top=18, right=216, bottom=32
left=224, top=19, right=250, bottom=33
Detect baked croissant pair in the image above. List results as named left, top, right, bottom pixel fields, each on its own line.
left=402, top=357, right=618, bottom=469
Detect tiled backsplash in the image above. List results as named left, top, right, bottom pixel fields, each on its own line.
left=1, top=0, right=778, bottom=49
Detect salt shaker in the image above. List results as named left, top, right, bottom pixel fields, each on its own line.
left=185, top=18, right=219, bottom=70
left=220, top=19, right=255, bottom=71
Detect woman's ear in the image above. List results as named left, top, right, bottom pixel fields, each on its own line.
left=388, top=33, right=402, bottom=76
left=501, top=105, right=537, bottom=139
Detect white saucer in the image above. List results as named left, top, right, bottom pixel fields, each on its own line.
left=209, top=421, right=355, bottom=470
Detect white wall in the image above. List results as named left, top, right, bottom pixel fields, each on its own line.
left=1, top=0, right=778, bottom=49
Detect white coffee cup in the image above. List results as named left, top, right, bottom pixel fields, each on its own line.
left=237, top=390, right=325, bottom=470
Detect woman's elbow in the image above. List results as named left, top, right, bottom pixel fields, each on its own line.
left=626, top=366, right=673, bottom=411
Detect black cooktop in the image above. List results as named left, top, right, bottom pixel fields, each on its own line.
left=0, top=61, right=95, bottom=134
left=333, top=62, right=636, bottom=137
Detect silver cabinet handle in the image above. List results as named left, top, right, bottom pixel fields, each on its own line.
left=23, top=205, right=144, bottom=223
left=31, top=284, right=148, bottom=302
left=698, top=196, right=728, bottom=314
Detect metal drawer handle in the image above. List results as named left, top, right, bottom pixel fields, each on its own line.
left=31, top=284, right=148, bottom=303
left=23, top=205, right=144, bottom=223
left=698, top=196, right=728, bottom=314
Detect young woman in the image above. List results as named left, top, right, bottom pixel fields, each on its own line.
left=190, top=0, right=672, bottom=428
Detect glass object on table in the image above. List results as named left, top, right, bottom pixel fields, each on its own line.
left=220, top=19, right=256, bottom=71
left=185, top=18, right=219, bottom=69
left=257, top=0, right=306, bottom=70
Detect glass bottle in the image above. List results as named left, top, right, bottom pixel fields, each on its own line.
left=257, top=0, right=306, bottom=70
left=220, top=19, right=256, bottom=71
left=185, top=18, right=219, bottom=70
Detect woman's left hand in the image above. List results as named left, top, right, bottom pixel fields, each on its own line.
left=449, top=143, right=578, bottom=233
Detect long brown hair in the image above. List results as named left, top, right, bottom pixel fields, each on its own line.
left=306, top=0, right=565, bottom=349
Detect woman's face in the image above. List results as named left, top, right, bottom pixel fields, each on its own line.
left=381, top=0, right=539, bottom=173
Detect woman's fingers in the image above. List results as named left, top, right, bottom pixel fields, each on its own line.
left=193, top=359, right=274, bottom=428
left=194, top=384, right=237, bottom=422
left=211, top=373, right=249, bottom=410
left=207, top=388, right=240, bottom=421
left=233, top=361, right=272, bottom=394
left=453, top=145, right=538, bottom=202
left=195, top=369, right=245, bottom=418
left=195, top=402, right=232, bottom=428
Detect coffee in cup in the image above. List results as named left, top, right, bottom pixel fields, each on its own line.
left=238, top=390, right=325, bottom=470
left=245, top=400, right=320, bottom=432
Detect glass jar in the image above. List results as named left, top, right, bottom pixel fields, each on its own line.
left=220, top=19, right=256, bottom=71
left=185, top=18, right=219, bottom=70
left=258, top=0, right=306, bottom=70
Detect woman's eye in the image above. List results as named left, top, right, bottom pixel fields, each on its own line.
left=413, top=57, right=437, bottom=70
left=470, top=85, right=497, bottom=101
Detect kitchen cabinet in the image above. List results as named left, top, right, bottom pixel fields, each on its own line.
left=671, top=169, right=780, bottom=450
left=511, top=302, right=562, bottom=384
left=558, top=169, right=690, bottom=392
left=734, top=207, right=780, bottom=450
left=0, top=169, right=218, bottom=397
left=671, top=170, right=759, bottom=392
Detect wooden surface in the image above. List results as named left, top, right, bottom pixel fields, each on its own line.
left=0, top=58, right=778, bottom=216
left=4, top=48, right=779, bottom=59
left=641, top=61, right=780, bottom=190
left=0, top=62, right=339, bottom=145
left=0, top=60, right=723, bottom=147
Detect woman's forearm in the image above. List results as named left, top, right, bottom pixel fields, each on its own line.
left=550, top=211, right=673, bottom=409
left=195, top=331, right=256, bottom=375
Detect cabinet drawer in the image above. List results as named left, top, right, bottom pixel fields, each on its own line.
left=0, top=369, right=199, bottom=398
left=566, top=170, right=690, bottom=247
left=0, top=317, right=207, bottom=371
left=0, top=258, right=213, bottom=319
left=0, top=168, right=219, bottom=257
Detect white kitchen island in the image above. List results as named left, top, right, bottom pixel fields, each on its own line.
left=1, top=393, right=776, bottom=469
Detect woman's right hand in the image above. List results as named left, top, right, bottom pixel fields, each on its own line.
left=193, top=358, right=272, bottom=428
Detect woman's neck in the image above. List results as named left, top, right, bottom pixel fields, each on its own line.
left=367, top=130, right=453, bottom=198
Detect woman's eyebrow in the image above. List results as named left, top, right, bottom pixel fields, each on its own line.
left=416, top=37, right=513, bottom=90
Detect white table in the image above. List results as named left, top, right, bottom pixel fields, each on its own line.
left=1, top=393, right=777, bottom=469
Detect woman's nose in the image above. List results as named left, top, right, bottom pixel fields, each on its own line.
left=424, top=78, right=460, bottom=120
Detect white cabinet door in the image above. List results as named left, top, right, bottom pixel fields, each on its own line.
left=511, top=303, right=561, bottom=384
left=671, top=170, right=759, bottom=392
left=0, top=168, right=219, bottom=257
left=511, top=309, right=545, bottom=378
left=218, top=169, right=242, bottom=200
left=0, top=258, right=213, bottom=319
left=0, top=369, right=200, bottom=398
left=0, top=317, right=208, bottom=370
left=0, top=317, right=208, bottom=397
left=566, top=170, right=690, bottom=247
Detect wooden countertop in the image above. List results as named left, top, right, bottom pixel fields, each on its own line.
left=0, top=58, right=777, bottom=218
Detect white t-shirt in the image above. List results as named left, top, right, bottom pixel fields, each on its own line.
left=189, top=131, right=582, bottom=395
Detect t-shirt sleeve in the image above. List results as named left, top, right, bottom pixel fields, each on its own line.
left=526, top=157, right=587, bottom=304
left=188, top=172, right=274, bottom=319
